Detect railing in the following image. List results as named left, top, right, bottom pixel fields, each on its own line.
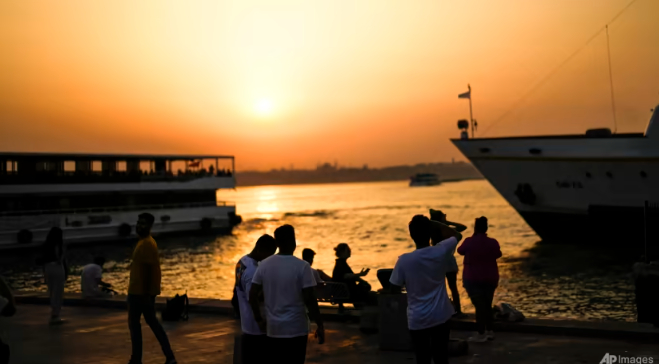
left=0, top=171, right=234, bottom=185
left=0, top=201, right=235, bottom=218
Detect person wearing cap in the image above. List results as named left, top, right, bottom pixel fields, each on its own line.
left=457, top=216, right=502, bottom=343
left=301, top=248, right=331, bottom=285
left=429, top=209, right=467, bottom=317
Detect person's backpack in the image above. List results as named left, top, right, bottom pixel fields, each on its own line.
left=161, top=293, right=189, bottom=321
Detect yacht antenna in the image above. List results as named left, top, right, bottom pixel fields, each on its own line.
left=606, top=25, right=618, bottom=134
left=481, top=0, right=641, bottom=136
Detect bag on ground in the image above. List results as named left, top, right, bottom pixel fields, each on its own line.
left=493, top=302, right=525, bottom=322
left=161, top=293, right=189, bottom=321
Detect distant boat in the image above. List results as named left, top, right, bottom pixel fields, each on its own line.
left=410, top=173, right=441, bottom=187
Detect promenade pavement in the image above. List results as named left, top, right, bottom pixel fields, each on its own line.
left=1, top=304, right=657, bottom=364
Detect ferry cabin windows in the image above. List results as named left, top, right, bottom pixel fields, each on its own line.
left=92, top=161, right=102, bottom=173
left=5, top=161, right=17, bottom=174
left=0, top=154, right=234, bottom=184
left=64, top=161, right=76, bottom=173
left=139, top=161, right=152, bottom=174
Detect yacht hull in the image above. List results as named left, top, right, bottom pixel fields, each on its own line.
left=451, top=134, right=656, bottom=243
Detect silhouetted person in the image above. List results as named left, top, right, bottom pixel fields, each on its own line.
left=41, top=227, right=66, bottom=325
left=332, top=243, right=374, bottom=307
left=234, top=234, right=277, bottom=364
left=209, top=165, right=215, bottom=175
left=457, top=216, right=502, bottom=342
left=250, top=225, right=325, bottom=364
left=390, top=215, right=463, bottom=364
left=0, top=276, right=16, bottom=364
left=302, top=248, right=332, bottom=285
left=127, top=213, right=176, bottom=364
left=81, top=256, right=112, bottom=298
left=430, top=209, right=467, bottom=316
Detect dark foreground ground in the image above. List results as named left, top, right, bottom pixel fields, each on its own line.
left=1, top=304, right=657, bottom=364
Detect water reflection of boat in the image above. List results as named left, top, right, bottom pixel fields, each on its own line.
left=409, top=173, right=441, bottom=187
left=0, top=152, right=242, bottom=248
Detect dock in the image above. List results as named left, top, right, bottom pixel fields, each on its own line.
left=3, top=292, right=658, bottom=363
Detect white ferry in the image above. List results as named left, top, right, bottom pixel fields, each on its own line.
left=451, top=106, right=659, bottom=243
left=409, top=173, right=441, bottom=187
left=0, top=152, right=241, bottom=247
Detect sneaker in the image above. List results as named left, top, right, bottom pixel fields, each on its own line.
left=467, top=333, right=488, bottom=343
left=49, top=317, right=64, bottom=325
left=486, top=330, right=495, bottom=341
left=164, top=358, right=177, bottom=364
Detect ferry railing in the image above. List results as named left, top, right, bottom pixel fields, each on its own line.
left=0, top=201, right=235, bottom=218
left=0, top=171, right=234, bottom=185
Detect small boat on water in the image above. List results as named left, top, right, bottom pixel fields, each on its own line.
left=0, top=152, right=242, bottom=248
left=409, top=173, right=441, bottom=187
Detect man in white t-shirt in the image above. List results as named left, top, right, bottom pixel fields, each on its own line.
left=390, top=215, right=463, bottom=364
left=250, top=225, right=325, bottom=364
left=81, top=257, right=112, bottom=298
left=234, top=234, right=277, bottom=364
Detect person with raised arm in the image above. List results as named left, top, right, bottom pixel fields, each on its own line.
left=429, top=209, right=467, bottom=317
left=390, top=215, right=463, bottom=364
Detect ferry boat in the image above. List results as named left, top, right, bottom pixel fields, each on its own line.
left=409, top=173, right=441, bottom=187
left=0, top=152, right=242, bottom=247
left=451, top=106, right=659, bottom=243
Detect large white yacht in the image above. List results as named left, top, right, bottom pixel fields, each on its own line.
left=451, top=106, right=659, bottom=243
left=0, top=153, right=241, bottom=247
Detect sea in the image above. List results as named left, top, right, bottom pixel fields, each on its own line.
left=0, top=180, right=636, bottom=321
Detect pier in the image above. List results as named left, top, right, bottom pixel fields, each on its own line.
left=4, top=292, right=658, bottom=363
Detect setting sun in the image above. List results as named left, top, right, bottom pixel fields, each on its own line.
left=254, top=98, right=274, bottom=117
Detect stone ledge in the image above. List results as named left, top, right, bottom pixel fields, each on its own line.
left=14, top=291, right=659, bottom=341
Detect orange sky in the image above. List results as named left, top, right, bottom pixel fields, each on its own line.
left=1, top=0, right=658, bottom=170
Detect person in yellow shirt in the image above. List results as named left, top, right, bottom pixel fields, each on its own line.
left=127, top=213, right=176, bottom=364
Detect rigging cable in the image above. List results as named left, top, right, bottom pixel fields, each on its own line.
left=606, top=25, right=618, bottom=134
left=481, top=0, right=640, bottom=136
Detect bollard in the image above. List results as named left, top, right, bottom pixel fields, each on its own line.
left=378, top=293, right=412, bottom=351
left=359, top=304, right=380, bottom=334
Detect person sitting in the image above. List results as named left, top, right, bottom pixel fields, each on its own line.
left=302, top=248, right=332, bottom=285
left=332, top=243, right=376, bottom=307
left=81, top=257, right=113, bottom=298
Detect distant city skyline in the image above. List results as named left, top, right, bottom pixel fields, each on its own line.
left=1, top=0, right=658, bottom=171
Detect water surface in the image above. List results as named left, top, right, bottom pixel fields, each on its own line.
left=1, top=180, right=636, bottom=321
